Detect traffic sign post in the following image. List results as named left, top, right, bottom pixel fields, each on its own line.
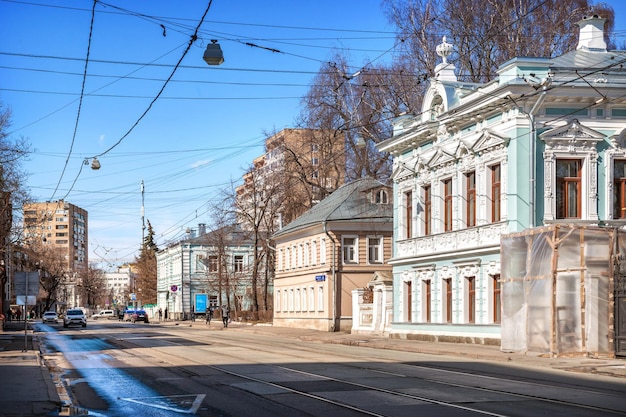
left=14, top=271, right=39, bottom=351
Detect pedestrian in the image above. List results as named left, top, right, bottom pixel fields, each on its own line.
left=190, top=306, right=195, bottom=322
left=158, top=308, right=162, bottom=322
left=164, top=308, right=168, bottom=320
left=221, top=305, right=229, bottom=328
left=205, top=306, right=212, bottom=325
left=6, top=308, right=12, bottom=322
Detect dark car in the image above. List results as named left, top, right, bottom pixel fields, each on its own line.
left=123, top=309, right=149, bottom=323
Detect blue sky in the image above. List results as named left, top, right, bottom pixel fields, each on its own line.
left=1, top=0, right=626, bottom=270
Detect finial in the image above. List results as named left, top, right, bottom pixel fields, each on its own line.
left=436, top=36, right=453, bottom=64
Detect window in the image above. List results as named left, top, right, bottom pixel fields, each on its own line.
left=443, top=179, right=453, bottom=231
left=367, top=237, right=383, bottom=264
left=342, top=236, right=357, bottom=263
left=493, top=275, right=501, bottom=324
left=208, top=255, right=218, bottom=272
left=405, top=190, right=413, bottom=238
left=318, top=286, right=324, bottom=311
left=556, top=159, right=581, bottom=219
left=234, top=255, right=244, bottom=273
left=302, top=287, right=307, bottom=311
left=424, top=185, right=432, bottom=235
left=311, top=240, right=317, bottom=265
left=295, top=288, right=301, bottom=311
left=276, top=290, right=281, bottom=311
left=490, top=164, right=501, bottom=222
left=404, top=280, right=412, bottom=322
left=467, top=276, right=475, bottom=323
left=375, top=189, right=388, bottom=204
left=614, top=160, right=626, bottom=219
left=309, top=286, right=315, bottom=311
left=466, top=171, right=476, bottom=227
left=320, top=238, right=326, bottom=264
left=312, top=157, right=319, bottom=166
left=444, top=278, right=452, bottom=323
left=423, top=280, right=431, bottom=323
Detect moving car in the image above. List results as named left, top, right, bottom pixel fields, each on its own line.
left=42, top=311, right=58, bottom=324
left=123, top=309, right=149, bottom=323
left=63, top=308, right=87, bottom=328
left=92, top=309, right=115, bottom=320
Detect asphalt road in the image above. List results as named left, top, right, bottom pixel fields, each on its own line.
left=36, top=320, right=626, bottom=417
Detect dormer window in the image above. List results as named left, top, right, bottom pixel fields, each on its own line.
left=430, top=95, right=443, bottom=121
left=374, top=189, right=389, bottom=204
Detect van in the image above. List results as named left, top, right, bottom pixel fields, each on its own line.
left=92, top=310, right=115, bottom=320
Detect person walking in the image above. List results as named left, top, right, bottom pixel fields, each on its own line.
left=221, top=305, right=229, bottom=328
left=205, top=306, right=212, bottom=325
left=190, top=306, right=195, bottom=322
left=158, top=308, right=162, bottom=322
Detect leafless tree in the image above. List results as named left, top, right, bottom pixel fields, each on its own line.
left=382, top=0, right=615, bottom=84
left=78, top=265, right=106, bottom=309
left=0, top=100, right=31, bottom=312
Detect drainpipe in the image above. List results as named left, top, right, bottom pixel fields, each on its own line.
left=520, top=85, right=548, bottom=227
left=323, top=218, right=337, bottom=332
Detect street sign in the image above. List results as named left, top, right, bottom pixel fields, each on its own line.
left=14, top=271, right=39, bottom=305
left=130, top=293, right=136, bottom=301
left=170, top=285, right=178, bottom=292
left=315, top=274, right=326, bottom=282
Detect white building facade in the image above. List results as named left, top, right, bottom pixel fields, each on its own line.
left=377, top=16, right=626, bottom=345
left=156, top=224, right=259, bottom=320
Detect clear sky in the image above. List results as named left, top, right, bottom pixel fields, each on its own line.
left=1, top=0, right=626, bottom=270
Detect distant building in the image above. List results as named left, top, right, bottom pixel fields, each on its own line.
left=236, top=128, right=346, bottom=230
left=23, top=200, right=88, bottom=272
left=102, top=264, right=133, bottom=311
left=377, top=15, right=626, bottom=352
left=156, top=224, right=263, bottom=320
left=22, top=200, right=88, bottom=308
left=272, top=178, right=393, bottom=332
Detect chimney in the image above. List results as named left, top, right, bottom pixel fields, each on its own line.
left=198, top=223, right=206, bottom=236
left=577, top=15, right=607, bottom=52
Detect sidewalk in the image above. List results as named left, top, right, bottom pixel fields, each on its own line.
left=0, top=321, right=62, bottom=417
left=0, top=320, right=624, bottom=417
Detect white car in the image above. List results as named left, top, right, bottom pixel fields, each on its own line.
left=92, top=310, right=115, bottom=320
left=63, top=309, right=87, bottom=328
left=42, top=311, right=58, bottom=324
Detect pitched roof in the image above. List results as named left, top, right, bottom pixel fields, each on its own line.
left=273, top=177, right=392, bottom=238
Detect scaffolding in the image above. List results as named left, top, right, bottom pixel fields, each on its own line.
left=500, top=225, right=616, bottom=358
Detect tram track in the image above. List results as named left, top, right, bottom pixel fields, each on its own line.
left=106, top=325, right=626, bottom=417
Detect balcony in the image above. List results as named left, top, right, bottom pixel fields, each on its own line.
left=395, top=222, right=508, bottom=260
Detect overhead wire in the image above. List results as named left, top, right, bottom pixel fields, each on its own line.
left=50, top=0, right=97, bottom=200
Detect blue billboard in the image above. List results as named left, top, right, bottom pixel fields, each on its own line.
left=195, top=293, right=207, bottom=313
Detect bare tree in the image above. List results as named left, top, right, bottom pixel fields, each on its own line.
left=299, top=54, right=394, bottom=183
left=16, top=242, right=69, bottom=313
left=78, top=265, right=106, bottom=309
left=382, top=0, right=615, bottom=84
left=0, top=100, right=31, bottom=313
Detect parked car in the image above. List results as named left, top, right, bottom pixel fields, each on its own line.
left=63, top=308, right=87, bottom=328
left=92, top=309, right=115, bottom=320
left=123, top=309, right=149, bottom=323
left=42, top=311, right=58, bottom=324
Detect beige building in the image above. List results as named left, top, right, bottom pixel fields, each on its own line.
left=272, top=178, right=393, bottom=332
left=23, top=200, right=88, bottom=273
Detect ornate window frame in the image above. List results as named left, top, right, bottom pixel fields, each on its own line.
left=605, top=129, right=626, bottom=221
left=540, top=120, right=603, bottom=222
